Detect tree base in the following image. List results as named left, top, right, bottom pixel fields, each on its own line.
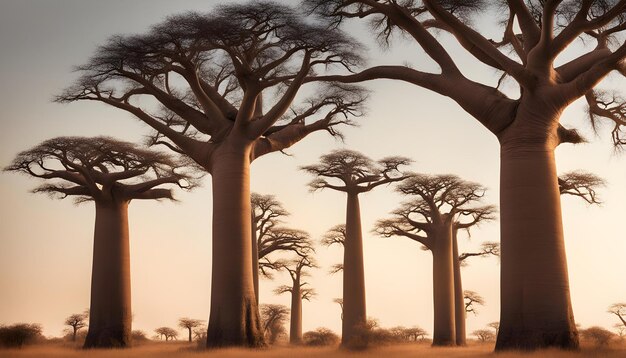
left=206, top=299, right=266, bottom=348
left=495, top=329, right=579, bottom=351
left=83, top=328, right=131, bottom=349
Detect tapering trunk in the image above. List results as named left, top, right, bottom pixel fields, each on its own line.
left=431, top=223, right=456, bottom=346
left=452, top=229, right=466, bottom=346
left=289, top=283, right=302, bottom=345
left=341, top=192, right=367, bottom=348
left=251, top=214, right=260, bottom=304
left=84, top=201, right=132, bottom=348
left=188, top=328, right=192, bottom=342
left=206, top=146, right=265, bottom=348
left=496, top=139, right=578, bottom=350
left=72, top=328, right=77, bottom=342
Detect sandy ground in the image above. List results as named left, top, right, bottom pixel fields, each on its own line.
left=1, top=342, right=625, bottom=358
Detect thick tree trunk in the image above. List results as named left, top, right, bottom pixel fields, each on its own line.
left=452, top=229, right=466, bottom=346
left=431, top=224, right=456, bottom=346
left=496, top=139, right=578, bottom=350
left=72, top=328, right=77, bottom=342
left=206, top=146, right=265, bottom=348
left=188, top=328, right=192, bottom=342
left=341, top=192, right=367, bottom=348
left=289, top=283, right=302, bottom=345
left=84, top=201, right=132, bottom=348
left=251, top=214, right=260, bottom=304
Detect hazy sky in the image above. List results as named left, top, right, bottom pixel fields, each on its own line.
left=1, top=0, right=625, bottom=339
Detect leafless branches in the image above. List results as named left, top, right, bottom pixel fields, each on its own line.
left=459, top=241, right=500, bottom=266
left=464, top=290, right=485, bottom=315
left=558, top=170, right=606, bottom=204
left=4, top=136, right=198, bottom=204
left=301, top=149, right=412, bottom=194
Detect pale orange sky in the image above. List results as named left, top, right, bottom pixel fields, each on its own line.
left=0, top=0, right=625, bottom=339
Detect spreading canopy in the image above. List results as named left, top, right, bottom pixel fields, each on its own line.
left=57, top=1, right=368, bottom=169
left=4, top=136, right=197, bottom=203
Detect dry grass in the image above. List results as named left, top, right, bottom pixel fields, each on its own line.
left=1, top=341, right=625, bottom=358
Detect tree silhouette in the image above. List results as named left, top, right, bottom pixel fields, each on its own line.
left=64, top=312, right=88, bottom=342
left=473, top=329, right=495, bottom=343
left=260, top=304, right=290, bottom=345
left=251, top=193, right=289, bottom=301
left=302, top=149, right=411, bottom=347
left=4, top=137, right=194, bottom=348
left=558, top=171, right=605, bottom=204
left=333, top=298, right=344, bottom=321
left=274, top=257, right=317, bottom=345
left=259, top=227, right=315, bottom=278
left=464, top=290, right=485, bottom=315
left=608, top=303, right=626, bottom=328
left=488, top=322, right=500, bottom=336
left=178, top=318, right=204, bottom=343
left=307, top=0, right=626, bottom=350
left=374, top=174, right=492, bottom=346
left=154, top=327, right=178, bottom=341
left=57, top=1, right=366, bottom=348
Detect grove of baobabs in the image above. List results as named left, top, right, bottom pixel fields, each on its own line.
left=1, top=1, right=625, bottom=357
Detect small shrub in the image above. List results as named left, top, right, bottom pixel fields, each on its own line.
left=0, top=323, right=43, bottom=348
left=581, top=326, right=615, bottom=347
left=303, top=327, right=339, bottom=346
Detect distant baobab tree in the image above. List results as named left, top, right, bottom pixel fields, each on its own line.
left=473, top=329, right=496, bottom=343
left=614, top=323, right=626, bottom=338
left=251, top=193, right=289, bottom=302
left=608, top=303, right=626, bottom=328
left=274, top=257, right=317, bottom=345
left=258, top=228, right=314, bottom=281
left=4, top=137, right=194, bottom=348
left=558, top=171, right=605, bottom=204
left=322, top=224, right=346, bottom=275
left=488, top=322, right=500, bottom=336
left=302, top=149, right=411, bottom=347
left=64, top=312, right=88, bottom=342
left=307, top=0, right=626, bottom=350
left=374, top=174, right=493, bottom=346
left=260, top=304, right=290, bottom=345
left=178, top=318, right=204, bottom=343
left=57, top=1, right=367, bottom=348
left=464, top=291, right=485, bottom=315
left=334, top=298, right=344, bottom=321
left=154, top=327, right=178, bottom=341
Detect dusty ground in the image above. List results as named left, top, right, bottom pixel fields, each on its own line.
left=1, top=342, right=625, bottom=358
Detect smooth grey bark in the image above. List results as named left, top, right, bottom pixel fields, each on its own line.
left=452, top=229, right=466, bottom=346
left=289, top=281, right=303, bottom=345
left=431, top=223, right=456, bottom=346
left=341, top=192, right=367, bottom=347
left=206, top=145, right=264, bottom=347
left=84, top=201, right=132, bottom=348
left=497, top=134, right=577, bottom=349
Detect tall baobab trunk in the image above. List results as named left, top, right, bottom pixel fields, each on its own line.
left=497, top=113, right=578, bottom=350
left=84, top=201, right=132, bottom=348
left=251, top=214, right=260, bottom=304
left=431, top=223, right=456, bottom=346
left=452, top=229, right=466, bottom=346
left=289, top=282, right=302, bottom=345
left=206, top=144, right=265, bottom=347
left=341, top=192, right=367, bottom=347
left=187, top=328, right=192, bottom=343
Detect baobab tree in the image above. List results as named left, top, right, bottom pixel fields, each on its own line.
left=473, top=329, right=496, bottom=343
left=489, top=322, right=500, bottom=337
left=251, top=193, right=288, bottom=301
left=274, top=257, right=317, bottom=345
left=4, top=137, right=194, bottom=348
left=608, top=303, right=626, bottom=327
left=57, top=1, right=367, bottom=347
left=64, top=312, right=88, bottom=342
left=558, top=171, right=605, bottom=204
left=374, top=174, right=493, bottom=346
left=154, top=327, right=178, bottom=341
left=260, top=304, right=290, bottom=345
left=307, top=0, right=626, bottom=350
left=464, top=290, right=486, bottom=315
left=334, top=298, right=344, bottom=321
left=302, top=149, right=411, bottom=347
left=453, top=222, right=497, bottom=345
left=258, top=227, right=315, bottom=280
left=178, top=318, right=204, bottom=343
